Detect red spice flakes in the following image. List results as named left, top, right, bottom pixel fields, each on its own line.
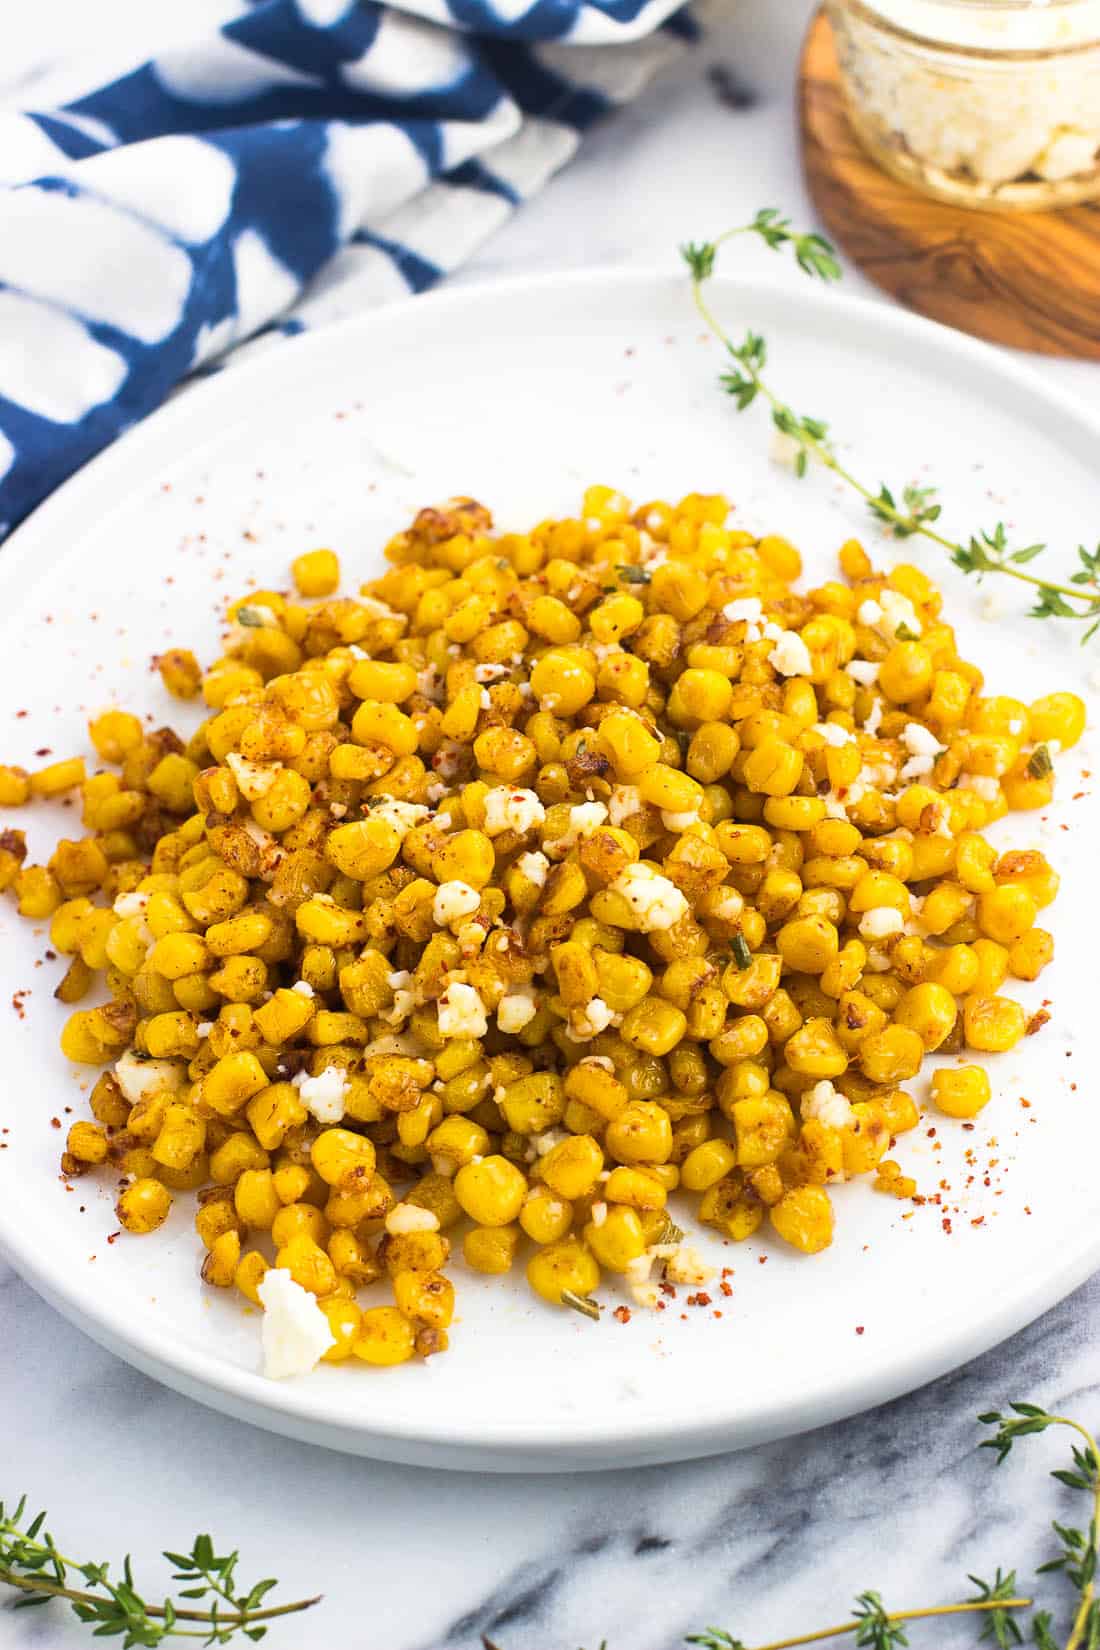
left=656, top=1300, right=666, bottom=1312
left=50, top=1117, right=61, bottom=1130
left=721, top=1267, right=733, bottom=1278
left=712, top=1310, right=723, bottom=1320
left=971, top=1216, right=985, bottom=1228
left=719, top=1280, right=733, bottom=1298
left=757, top=1254, right=768, bottom=1264
left=33, top=747, right=51, bottom=757
left=942, top=1217, right=953, bottom=1234
left=926, top=1127, right=937, bottom=1139
left=1026, top=1009, right=1051, bottom=1036
left=855, top=1326, right=865, bottom=1336
left=686, top=1292, right=712, bottom=1309
left=1020, top=1098, right=1032, bottom=1109
left=11, top=990, right=30, bottom=1019
left=659, top=1281, right=676, bottom=1299
left=613, top=1305, right=631, bottom=1325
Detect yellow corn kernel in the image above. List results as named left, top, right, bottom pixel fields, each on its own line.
left=1008, top=928, right=1053, bottom=981
left=453, top=1155, right=527, bottom=1226
left=319, top=1296, right=362, bottom=1362
left=770, top=1185, right=834, bottom=1254
left=463, top=1225, right=521, bottom=1274
left=932, top=1065, right=992, bottom=1118
left=292, top=548, right=340, bottom=596
left=977, top=885, right=1037, bottom=946
left=526, top=1238, right=600, bottom=1307
left=353, top=1306, right=416, bottom=1366
left=963, top=994, right=1027, bottom=1053
left=1029, top=691, right=1085, bottom=749
left=893, top=982, right=957, bottom=1051
left=519, top=1187, right=573, bottom=1245
left=680, top=1138, right=739, bottom=1192
left=116, top=1177, right=172, bottom=1234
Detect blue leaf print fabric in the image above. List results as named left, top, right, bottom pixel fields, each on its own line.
left=0, top=0, right=695, bottom=539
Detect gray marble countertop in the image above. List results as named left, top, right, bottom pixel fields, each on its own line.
left=2, top=3, right=1096, bottom=1647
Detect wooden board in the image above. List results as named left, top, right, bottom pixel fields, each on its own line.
left=799, top=8, right=1100, bottom=359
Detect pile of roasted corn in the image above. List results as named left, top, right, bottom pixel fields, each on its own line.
left=0, top=489, right=1082, bottom=1374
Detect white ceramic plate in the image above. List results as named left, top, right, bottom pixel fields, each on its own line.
left=0, top=271, right=1096, bottom=1472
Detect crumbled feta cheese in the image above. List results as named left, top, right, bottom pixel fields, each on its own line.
left=369, top=798, right=429, bottom=837
left=1008, top=717, right=1025, bottom=736
left=879, top=589, right=922, bottom=640
left=710, top=888, right=744, bottom=921
left=425, top=779, right=447, bottom=804
left=225, top=751, right=280, bottom=800
left=625, top=1253, right=660, bottom=1309
left=387, top=970, right=412, bottom=991
left=864, top=944, right=893, bottom=973
left=664, top=1242, right=716, bottom=1287
left=475, top=663, right=508, bottom=683
left=862, top=698, right=884, bottom=737
left=902, top=722, right=942, bottom=758
left=291, top=1065, right=350, bottom=1124
left=359, top=594, right=402, bottom=620
left=433, top=880, right=481, bottom=928
left=437, top=982, right=488, bottom=1039
left=546, top=801, right=609, bottom=857
left=570, top=998, right=615, bottom=1040
left=722, top=597, right=763, bottom=624
left=608, top=786, right=643, bottom=827
left=532, top=1128, right=568, bottom=1158
left=112, top=891, right=149, bottom=919
left=385, top=1202, right=440, bottom=1236
left=959, top=773, right=1001, bottom=801
left=291, top=980, right=315, bottom=998
left=768, top=629, right=813, bottom=677
left=823, top=792, right=850, bottom=821
left=380, top=987, right=416, bottom=1026
left=801, top=1079, right=854, bottom=1131
left=348, top=645, right=368, bottom=660
left=813, top=722, right=855, bottom=747
left=661, top=808, right=701, bottom=832
left=899, top=754, right=935, bottom=781
left=590, top=1201, right=608, bottom=1228
left=858, top=599, right=883, bottom=627
left=195, top=1022, right=213, bottom=1039
left=114, top=1050, right=186, bottom=1104
left=479, top=688, right=493, bottom=710
left=846, top=659, right=880, bottom=686
left=516, top=850, right=549, bottom=888
left=258, top=1269, right=335, bottom=1380
left=482, top=786, right=545, bottom=838
left=610, top=862, right=689, bottom=932
left=859, top=906, right=905, bottom=940
left=581, top=1055, right=615, bottom=1072
left=497, top=992, right=537, bottom=1034
left=417, top=666, right=444, bottom=702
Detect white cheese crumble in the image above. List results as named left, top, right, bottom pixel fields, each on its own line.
left=801, top=1079, right=855, bottom=1131
left=474, top=663, right=508, bottom=683
left=569, top=998, right=615, bottom=1041
left=225, top=751, right=280, bottom=800
left=433, top=880, right=481, bottom=928
left=608, top=785, right=643, bottom=827
left=497, top=992, right=538, bottom=1034
left=859, top=906, right=905, bottom=940
left=610, top=862, right=689, bottom=932
left=515, top=850, right=550, bottom=888
left=196, top=1022, right=213, bottom=1039
left=546, top=801, right=609, bottom=857
left=813, top=722, right=855, bottom=748
left=112, top=891, right=149, bottom=919
left=291, top=980, right=315, bottom=998
left=959, top=773, right=1001, bottom=801
left=722, top=597, right=763, bottom=623
left=385, top=1202, right=440, bottom=1236
left=437, top=981, right=489, bottom=1039
left=880, top=589, right=922, bottom=639
left=661, top=808, right=701, bottom=832
left=369, top=799, right=429, bottom=837
left=625, top=1253, right=660, bottom=1310
left=114, top=1050, right=185, bottom=1104
left=590, top=1201, right=608, bottom=1228
left=863, top=698, right=884, bottom=737
left=858, top=599, right=883, bottom=627
left=663, top=1242, right=716, bottom=1287
left=482, top=786, right=545, bottom=837
left=258, top=1269, right=334, bottom=1380
left=531, top=1128, right=568, bottom=1159
left=291, top=1065, right=349, bottom=1124
left=359, top=594, right=402, bottom=620
left=846, top=659, right=880, bottom=686
left=768, top=629, right=813, bottom=677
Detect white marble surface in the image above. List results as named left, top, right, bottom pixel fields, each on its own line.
left=2, top=3, right=1098, bottom=1647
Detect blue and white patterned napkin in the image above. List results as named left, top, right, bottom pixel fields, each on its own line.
left=0, top=0, right=695, bottom=539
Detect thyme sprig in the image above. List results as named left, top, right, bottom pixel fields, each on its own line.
left=681, top=1578, right=1028, bottom=1650
left=681, top=212, right=1100, bottom=639
left=0, top=1498, right=320, bottom=1646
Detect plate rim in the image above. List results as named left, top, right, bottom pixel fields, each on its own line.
left=2, top=264, right=1098, bottom=1467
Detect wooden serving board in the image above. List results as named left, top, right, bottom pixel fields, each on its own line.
left=799, top=8, right=1100, bottom=359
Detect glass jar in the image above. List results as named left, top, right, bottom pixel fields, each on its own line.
left=825, top=0, right=1100, bottom=210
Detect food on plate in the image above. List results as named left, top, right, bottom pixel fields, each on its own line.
left=3, top=488, right=1081, bottom=1376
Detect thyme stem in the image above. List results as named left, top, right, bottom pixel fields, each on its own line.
left=745, top=1596, right=1032, bottom=1650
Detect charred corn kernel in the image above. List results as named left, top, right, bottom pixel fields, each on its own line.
left=519, top=1188, right=573, bottom=1244
left=1029, top=692, right=1085, bottom=749
left=275, top=1231, right=337, bottom=1296
left=201, top=1229, right=241, bottom=1287
left=971, top=937, right=1009, bottom=995
left=680, top=1138, right=738, bottom=1192
left=526, top=1238, right=600, bottom=1307
left=858, top=1026, right=924, bottom=1082
left=770, top=1185, right=834, bottom=1254
left=152, top=1102, right=206, bottom=1170
left=232, top=1168, right=281, bottom=1229
left=776, top=914, right=839, bottom=974
left=17, top=866, right=63, bottom=918
left=31, top=757, right=86, bottom=798
left=0, top=765, right=29, bottom=806
left=66, top=1120, right=108, bottom=1165
left=147, top=932, right=208, bottom=980
left=932, top=1065, right=992, bottom=1118
left=584, top=1205, right=646, bottom=1271
left=292, top=548, right=340, bottom=596
left=157, top=649, right=202, bottom=700
left=463, top=1225, right=520, bottom=1274
left=894, top=983, right=957, bottom=1051
left=784, top=1017, right=848, bottom=1078
left=328, top=1229, right=381, bottom=1285
left=1008, top=928, right=1053, bottom=980
left=319, top=1296, right=362, bottom=1362
left=117, top=1177, right=172, bottom=1234
left=963, top=994, right=1027, bottom=1052
left=234, top=1250, right=270, bottom=1305
left=453, top=1155, right=527, bottom=1225
left=393, top=1268, right=455, bottom=1327
left=742, top=740, right=803, bottom=797
left=539, top=1133, right=605, bottom=1197
left=604, top=1100, right=673, bottom=1166
left=620, top=999, right=688, bottom=1057
left=353, top=1306, right=416, bottom=1366
left=978, top=885, right=1037, bottom=945
left=271, top=1203, right=329, bottom=1248
left=310, top=1127, right=376, bottom=1187
left=209, top=1131, right=270, bottom=1182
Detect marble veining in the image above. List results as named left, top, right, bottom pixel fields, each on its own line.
left=2, top=1, right=1096, bottom=1646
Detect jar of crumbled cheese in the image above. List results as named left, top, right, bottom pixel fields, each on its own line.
left=826, top=0, right=1100, bottom=209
